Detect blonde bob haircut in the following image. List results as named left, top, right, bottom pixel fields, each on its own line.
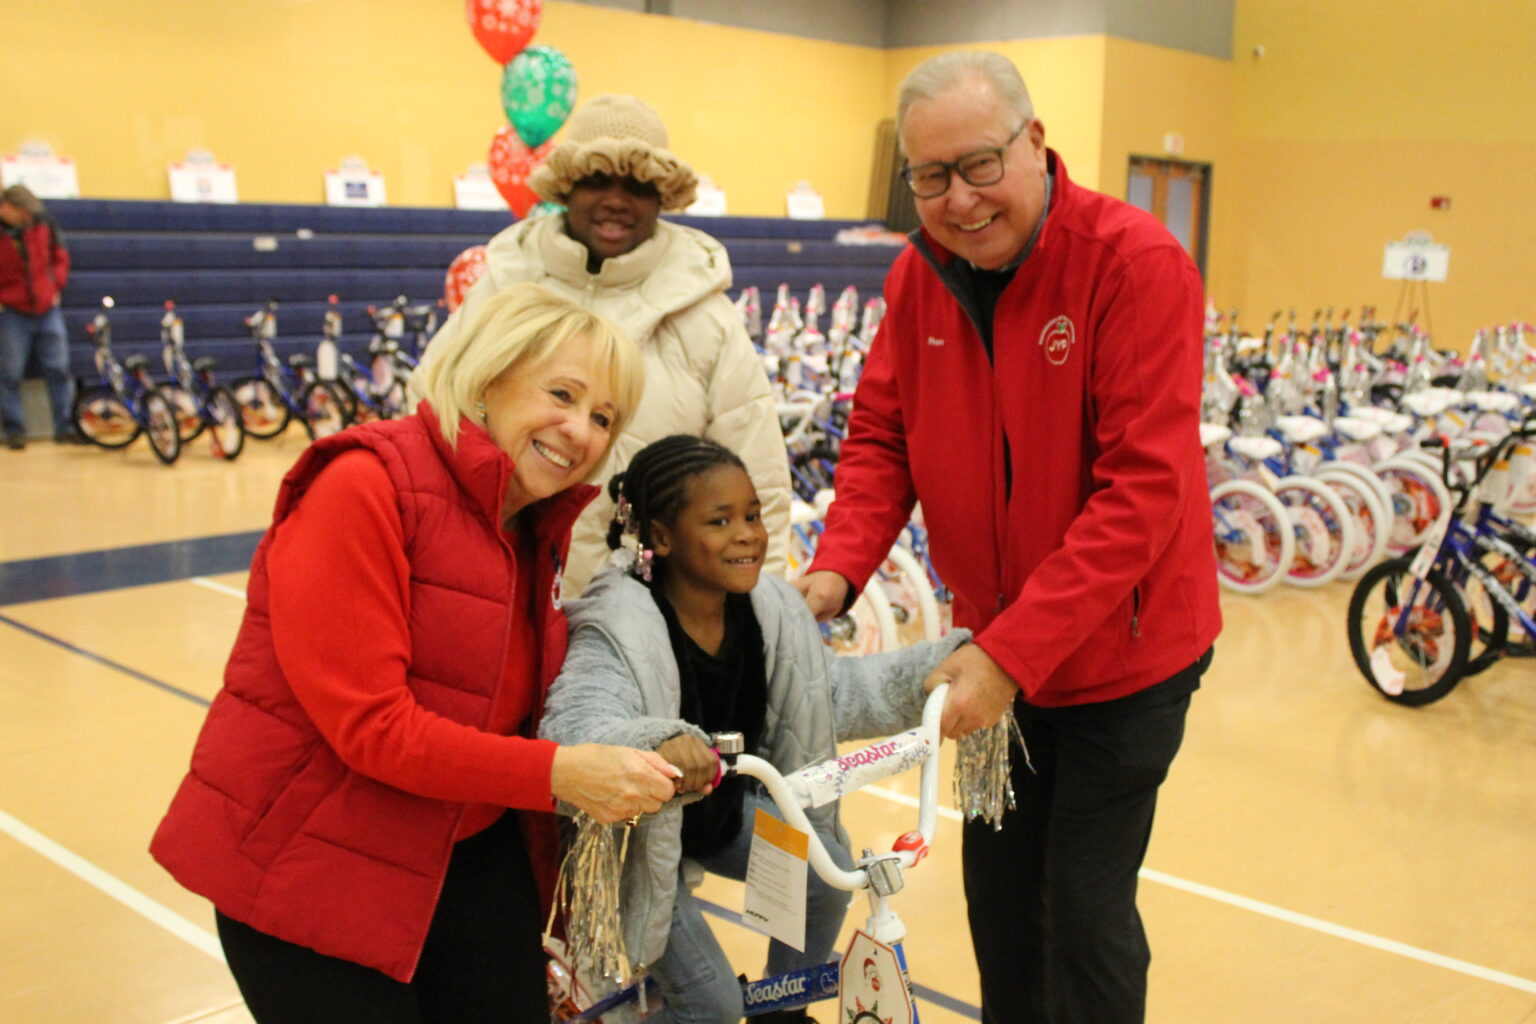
left=412, top=282, right=643, bottom=450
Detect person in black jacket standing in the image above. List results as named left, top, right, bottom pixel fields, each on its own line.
left=0, top=184, right=77, bottom=448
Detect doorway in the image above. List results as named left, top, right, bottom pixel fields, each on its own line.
left=1127, top=156, right=1210, bottom=277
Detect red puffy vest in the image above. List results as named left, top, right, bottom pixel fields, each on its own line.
left=150, top=411, right=591, bottom=981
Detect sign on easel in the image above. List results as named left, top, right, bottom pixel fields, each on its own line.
left=786, top=180, right=825, bottom=220
left=453, top=161, right=506, bottom=210
left=686, top=174, right=728, bottom=216
left=169, top=149, right=238, bottom=203
left=1382, top=231, right=1449, bottom=282
left=1, top=141, right=79, bottom=199
left=325, top=156, right=386, bottom=207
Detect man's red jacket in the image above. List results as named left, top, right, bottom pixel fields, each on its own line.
left=809, top=152, right=1220, bottom=706
left=0, top=217, right=69, bottom=314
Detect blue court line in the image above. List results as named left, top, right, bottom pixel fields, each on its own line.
left=0, top=531, right=263, bottom=605
left=0, top=611, right=210, bottom=708
left=695, top=895, right=982, bottom=1020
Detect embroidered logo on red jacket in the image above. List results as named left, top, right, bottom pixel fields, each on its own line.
left=1039, top=315, right=1075, bottom=366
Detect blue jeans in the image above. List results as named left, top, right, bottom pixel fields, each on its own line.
left=0, top=307, right=74, bottom=437
left=649, top=788, right=854, bottom=1023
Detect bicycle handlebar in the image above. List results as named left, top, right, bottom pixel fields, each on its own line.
left=712, top=683, right=948, bottom=892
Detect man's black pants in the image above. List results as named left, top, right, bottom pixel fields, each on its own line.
left=963, top=653, right=1207, bottom=1024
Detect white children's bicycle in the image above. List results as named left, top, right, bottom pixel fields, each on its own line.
left=557, top=685, right=955, bottom=1023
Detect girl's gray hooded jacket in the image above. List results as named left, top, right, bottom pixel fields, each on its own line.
left=539, top=565, right=970, bottom=969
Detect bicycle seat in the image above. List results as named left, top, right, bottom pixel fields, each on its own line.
left=1273, top=415, right=1329, bottom=444
left=123, top=355, right=150, bottom=372
left=1331, top=416, right=1382, bottom=442
left=192, top=356, right=219, bottom=373
left=287, top=353, right=314, bottom=369
left=1464, top=390, right=1519, bottom=413
left=1349, top=406, right=1413, bottom=434
left=1229, top=436, right=1283, bottom=461
left=1199, top=422, right=1232, bottom=448
left=1401, top=391, right=1453, bottom=417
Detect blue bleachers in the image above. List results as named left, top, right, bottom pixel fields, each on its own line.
left=50, top=199, right=905, bottom=380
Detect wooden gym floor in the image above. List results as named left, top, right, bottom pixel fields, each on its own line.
left=1, top=433, right=1533, bottom=1024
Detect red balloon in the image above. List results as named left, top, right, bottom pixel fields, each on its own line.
left=444, top=245, right=489, bottom=312
left=466, top=0, right=542, bottom=64
left=488, top=126, right=552, bottom=217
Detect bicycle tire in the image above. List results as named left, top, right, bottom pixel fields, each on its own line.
left=1209, top=479, right=1294, bottom=594
left=1375, top=456, right=1451, bottom=553
left=73, top=385, right=139, bottom=449
left=1275, top=476, right=1355, bottom=587
left=157, top=382, right=205, bottom=442
left=230, top=375, right=290, bottom=439
left=1347, top=557, right=1469, bottom=706
left=205, top=386, right=246, bottom=461
left=1316, top=467, right=1390, bottom=579
left=140, top=389, right=182, bottom=465
left=301, top=381, right=349, bottom=439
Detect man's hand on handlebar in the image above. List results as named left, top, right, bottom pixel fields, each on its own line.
left=925, top=644, right=1019, bottom=740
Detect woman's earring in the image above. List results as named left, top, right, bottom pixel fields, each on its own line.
left=475, top=401, right=488, bottom=426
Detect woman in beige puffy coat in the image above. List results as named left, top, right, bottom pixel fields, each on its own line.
left=433, top=95, right=790, bottom=596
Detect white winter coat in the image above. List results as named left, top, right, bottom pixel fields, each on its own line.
left=432, top=215, right=791, bottom=596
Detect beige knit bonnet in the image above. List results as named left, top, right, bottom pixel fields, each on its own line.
left=528, top=95, right=699, bottom=212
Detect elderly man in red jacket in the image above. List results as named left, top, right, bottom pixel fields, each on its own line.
left=796, top=52, right=1221, bottom=1024
left=0, top=184, right=76, bottom=449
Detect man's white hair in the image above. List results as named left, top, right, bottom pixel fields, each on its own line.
left=896, top=51, right=1035, bottom=154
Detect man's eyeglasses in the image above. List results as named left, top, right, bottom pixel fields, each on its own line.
left=899, top=123, right=1027, bottom=199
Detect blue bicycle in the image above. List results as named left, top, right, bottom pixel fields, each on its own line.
left=1347, top=424, right=1536, bottom=705
left=71, top=297, right=182, bottom=464
left=157, top=300, right=246, bottom=460
left=229, top=299, right=349, bottom=441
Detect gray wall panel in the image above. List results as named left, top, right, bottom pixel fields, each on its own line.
left=670, top=0, right=888, bottom=47
left=886, top=0, right=1107, bottom=47
left=562, top=1, right=1233, bottom=57
left=1105, top=0, right=1232, bottom=59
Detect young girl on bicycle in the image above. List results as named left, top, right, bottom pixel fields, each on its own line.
left=540, top=434, right=969, bottom=1024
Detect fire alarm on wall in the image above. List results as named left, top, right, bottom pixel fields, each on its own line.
left=1430, top=196, right=1451, bottom=210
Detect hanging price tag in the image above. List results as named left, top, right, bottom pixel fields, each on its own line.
left=742, top=807, right=809, bottom=951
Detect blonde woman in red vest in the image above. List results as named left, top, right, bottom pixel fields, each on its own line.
left=152, top=283, right=681, bottom=1022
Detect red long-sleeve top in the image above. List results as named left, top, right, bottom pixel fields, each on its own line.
left=266, top=449, right=556, bottom=839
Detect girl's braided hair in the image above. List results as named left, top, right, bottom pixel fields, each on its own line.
left=607, top=435, right=747, bottom=575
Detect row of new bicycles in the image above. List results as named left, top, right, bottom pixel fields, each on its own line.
left=71, top=295, right=438, bottom=464
left=1202, top=307, right=1536, bottom=596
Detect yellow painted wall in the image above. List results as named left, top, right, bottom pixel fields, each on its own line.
left=3, top=1, right=887, bottom=217
left=1228, top=0, right=1536, bottom=349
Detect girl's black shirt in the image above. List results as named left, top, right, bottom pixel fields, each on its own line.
left=651, top=587, right=767, bottom=858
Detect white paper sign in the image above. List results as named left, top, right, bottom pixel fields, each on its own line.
left=454, top=163, right=507, bottom=211
left=786, top=181, right=825, bottom=220
left=840, top=930, right=915, bottom=1024
left=326, top=157, right=386, bottom=207
left=741, top=808, right=809, bottom=951
left=686, top=174, right=728, bottom=216
left=169, top=160, right=238, bottom=203
left=1383, top=232, right=1449, bottom=282
left=2, top=151, right=80, bottom=199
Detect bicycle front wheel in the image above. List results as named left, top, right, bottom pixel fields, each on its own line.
left=1347, top=557, right=1469, bottom=705
left=73, top=385, right=140, bottom=448
left=301, top=381, right=349, bottom=439
left=1209, top=479, right=1295, bottom=594
left=205, top=387, right=246, bottom=461
left=140, top=389, right=183, bottom=465
left=230, top=375, right=289, bottom=439
left=157, top=382, right=205, bottom=442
